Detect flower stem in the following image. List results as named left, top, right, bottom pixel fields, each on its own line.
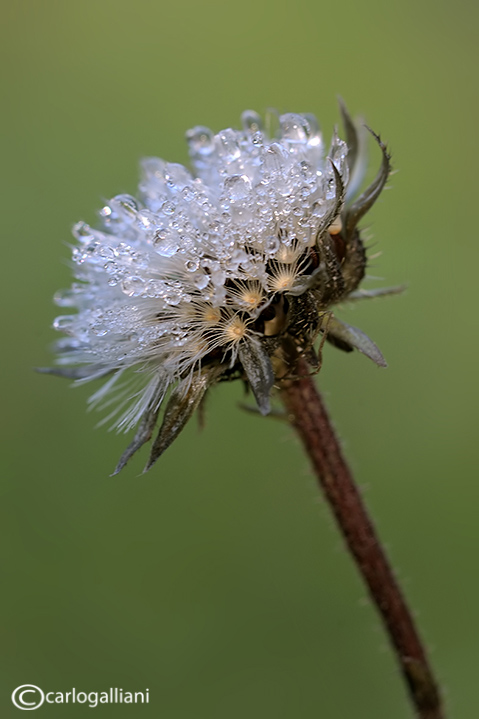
left=279, top=359, right=445, bottom=719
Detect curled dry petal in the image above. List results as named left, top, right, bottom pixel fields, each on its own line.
left=326, top=316, right=387, bottom=367
left=144, top=364, right=224, bottom=472
left=238, top=336, right=275, bottom=416
left=344, top=128, right=391, bottom=241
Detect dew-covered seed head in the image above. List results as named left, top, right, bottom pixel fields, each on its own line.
left=45, top=104, right=392, bottom=472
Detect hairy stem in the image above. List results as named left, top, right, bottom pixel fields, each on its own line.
left=279, top=359, right=444, bottom=719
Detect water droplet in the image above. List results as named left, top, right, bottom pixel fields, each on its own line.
left=72, top=221, right=94, bottom=243
left=163, top=288, right=183, bottom=306
left=153, top=229, right=179, bottom=257
left=303, top=113, right=322, bottom=148
left=325, top=176, right=336, bottom=200
left=145, top=280, right=161, bottom=298
left=98, top=245, right=115, bottom=259
left=241, top=110, right=263, bottom=133
left=193, top=273, right=209, bottom=290
left=216, top=129, right=241, bottom=161
left=53, top=315, right=75, bottom=332
left=103, top=261, right=118, bottom=274
left=112, top=194, right=140, bottom=218
left=74, top=241, right=100, bottom=264
left=186, top=126, right=215, bottom=155
left=223, top=174, right=252, bottom=202
left=312, top=201, right=328, bottom=219
left=258, top=204, right=273, bottom=221
left=114, top=242, right=132, bottom=257
left=121, top=276, right=145, bottom=297
left=251, top=131, right=263, bottom=146
left=328, top=135, right=349, bottom=182
left=161, top=201, right=176, bottom=215
left=92, top=324, right=108, bottom=337
left=279, top=113, right=310, bottom=144
left=181, top=186, right=196, bottom=202
left=264, top=236, right=280, bottom=254
left=185, top=259, right=199, bottom=272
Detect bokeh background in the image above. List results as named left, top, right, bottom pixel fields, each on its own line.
left=1, top=1, right=478, bottom=717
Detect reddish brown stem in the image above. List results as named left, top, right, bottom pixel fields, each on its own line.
left=280, top=360, right=444, bottom=719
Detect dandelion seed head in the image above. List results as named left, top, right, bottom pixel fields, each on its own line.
left=46, top=105, right=393, bottom=472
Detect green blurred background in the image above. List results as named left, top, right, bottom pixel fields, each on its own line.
left=1, top=1, right=478, bottom=717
